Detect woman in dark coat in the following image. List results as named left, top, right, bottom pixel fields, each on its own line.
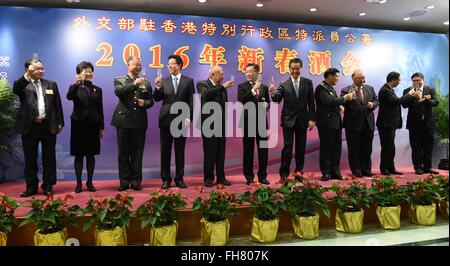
left=67, top=61, right=104, bottom=193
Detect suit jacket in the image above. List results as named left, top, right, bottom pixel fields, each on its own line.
left=196, top=79, right=228, bottom=135
left=67, top=82, right=104, bottom=129
left=376, top=84, right=413, bottom=129
left=12, top=76, right=64, bottom=135
left=341, top=84, right=378, bottom=131
left=153, top=75, right=194, bottom=128
left=237, top=81, right=270, bottom=132
left=401, top=86, right=439, bottom=130
left=271, top=77, right=316, bottom=128
left=314, top=81, right=345, bottom=129
left=111, top=75, right=154, bottom=129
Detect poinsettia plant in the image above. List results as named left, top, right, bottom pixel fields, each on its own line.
left=192, top=187, right=241, bottom=222
left=278, top=178, right=330, bottom=218
left=19, top=194, right=83, bottom=234
left=403, top=176, right=442, bottom=205
left=0, top=193, right=20, bottom=233
left=239, top=184, right=286, bottom=221
left=83, top=193, right=134, bottom=231
left=369, top=177, right=407, bottom=207
left=135, top=189, right=187, bottom=228
left=331, top=181, right=372, bottom=212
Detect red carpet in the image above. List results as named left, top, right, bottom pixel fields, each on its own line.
left=1, top=167, right=447, bottom=217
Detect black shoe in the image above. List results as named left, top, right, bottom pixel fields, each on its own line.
left=245, top=179, right=253, bottom=185
left=389, top=169, right=403, bottom=175
left=218, top=179, right=231, bottom=186
left=352, top=170, right=363, bottom=178
left=118, top=184, right=129, bottom=191
left=86, top=182, right=96, bottom=192
left=331, top=173, right=343, bottom=180
left=44, top=188, right=54, bottom=196
left=414, top=168, right=424, bottom=175
left=20, top=189, right=37, bottom=197
left=175, top=180, right=187, bottom=188
left=320, top=174, right=330, bottom=181
left=295, top=176, right=303, bottom=182
left=258, top=179, right=270, bottom=185
left=380, top=170, right=391, bottom=176
left=424, top=169, right=439, bottom=175
left=131, top=184, right=142, bottom=191
left=75, top=183, right=82, bottom=193
left=161, top=181, right=171, bottom=189
left=361, top=170, right=373, bottom=177
left=204, top=180, right=214, bottom=187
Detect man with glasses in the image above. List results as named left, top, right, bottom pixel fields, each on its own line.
left=401, top=72, right=439, bottom=175
left=13, top=58, right=64, bottom=196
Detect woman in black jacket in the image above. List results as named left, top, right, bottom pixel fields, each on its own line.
left=67, top=61, right=104, bottom=193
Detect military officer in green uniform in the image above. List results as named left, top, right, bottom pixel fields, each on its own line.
left=111, top=56, right=154, bottom=191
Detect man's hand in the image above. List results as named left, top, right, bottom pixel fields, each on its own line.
left=367, top=102, right=374, bottom=109
left=57, top=125, right=64, bottom=133
left=134, top=77, right=145, bottom=87
left=223, top=80, right=234, bottom=89
left=268, top=83, right=276, bottom=95
left=343, top=91, right=356, bottom=101
left=308, top=120, right=316, bottom=131
left=75, top=74, right=84, bottom=85
left=99, top=129, right=105, bottom=139
left=137, top=99, right=145, bottom=107
left=408, top=88, right=417, bottom=97
left=184, top=118, right=191, bottom=127
left=339, top=105, right=345, bottom=114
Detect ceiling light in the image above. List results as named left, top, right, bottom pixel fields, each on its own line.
left=379, top=0, right=387, bottom=3
left=444, top=21, right=449, bottom=25
left=425, top=4, right=435, bottom=9
left=403, top=17, right=411, bottom=21
left=310, top=8, right=318, bottom=12
left=256, top=3, right=264, bottom=7
left=198, top=0, right=207, bottom=3
left=359, top=12, right=367, bottom=16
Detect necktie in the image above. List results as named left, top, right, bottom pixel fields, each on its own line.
left=173, top=77, right=178, bottom=94
left=358, top=87, right=364, bottom=104
left=294, top=80, right=299, bottom=98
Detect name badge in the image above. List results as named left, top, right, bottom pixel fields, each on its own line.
left=45, top=90, right=54, bottom=95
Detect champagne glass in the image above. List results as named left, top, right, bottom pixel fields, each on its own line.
left=270, top=76, right=274, bottom=85
left=32, top=52, right=38, bottom=59
left=140, top=68, right=146, bottom=89
left=230, top=75, right=235, bottom=82
left=157, top=68, right=162, bottom=79
left=80, top=69, right=86, bottom=87
left=258, top=73, right=262, bottom=83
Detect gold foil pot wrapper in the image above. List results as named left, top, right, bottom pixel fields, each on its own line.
left=250, top=216, right=279, bottom=243
left=149, top=221, right=178, bottom=246
left=200, top=218, right=230, bottom=246
left=376, top=205, right=401, bottom=230
left=94, top=226, right=127, bottom=246
left=335, top=209, right=364, bottom=233
left=0, top=231, right=7, bottom=246
left=292, top=213, right=320, bottom=240
left=409, top=203, right=436, bottom=226
left=34, top=228, right=68, bottom=246
left=440, top=201, right=449, bottom=219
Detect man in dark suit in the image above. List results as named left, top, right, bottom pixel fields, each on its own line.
left=197, top=66, right=234, bottom=187
left=269, top=58, right=316, bottom=182
left=154, top=55, right=195, bottom=189
left=111, top=56, right=154, bottom=191
left=341, top=70, right=379, bottom=177
left=401, top=73, right=439, bottom=175
left=13, top=58, right=64, bottom=197
left=315, top=68, right=355, bottom=181
left=237, top=63, right=272, bottom=185
left=376, top=71, right=416, bottom=176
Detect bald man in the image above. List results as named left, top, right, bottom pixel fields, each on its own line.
left=341, top=70, right=378, bottom=177
left=197, top=66, right=234, bottom=187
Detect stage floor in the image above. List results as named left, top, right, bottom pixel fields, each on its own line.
left=2, top=167, right=447, bottom=217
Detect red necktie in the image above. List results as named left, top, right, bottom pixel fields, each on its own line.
left=358, top=88, right=364, bottom=104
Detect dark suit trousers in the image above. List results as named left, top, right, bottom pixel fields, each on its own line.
left=345, top=120, right=374, bottom=173
left=160, top=127, right=186, bottom=182
left=21, top=120, right=57, bottom=191
left=243, top=134, right=268, bottom=182
left=116, top=127, right=146, bottom=187
left=202, top=136, right=226, bottom=182
left=318, top=126, right=342, bottom=176
left=379, top=127, right=396, bottom=172
left=409, top=126, right=434, bottom=170
left=279, top=121, right=307, bottom=177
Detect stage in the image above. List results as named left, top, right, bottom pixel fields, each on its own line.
left=1, top=167, right=447, bottom=245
